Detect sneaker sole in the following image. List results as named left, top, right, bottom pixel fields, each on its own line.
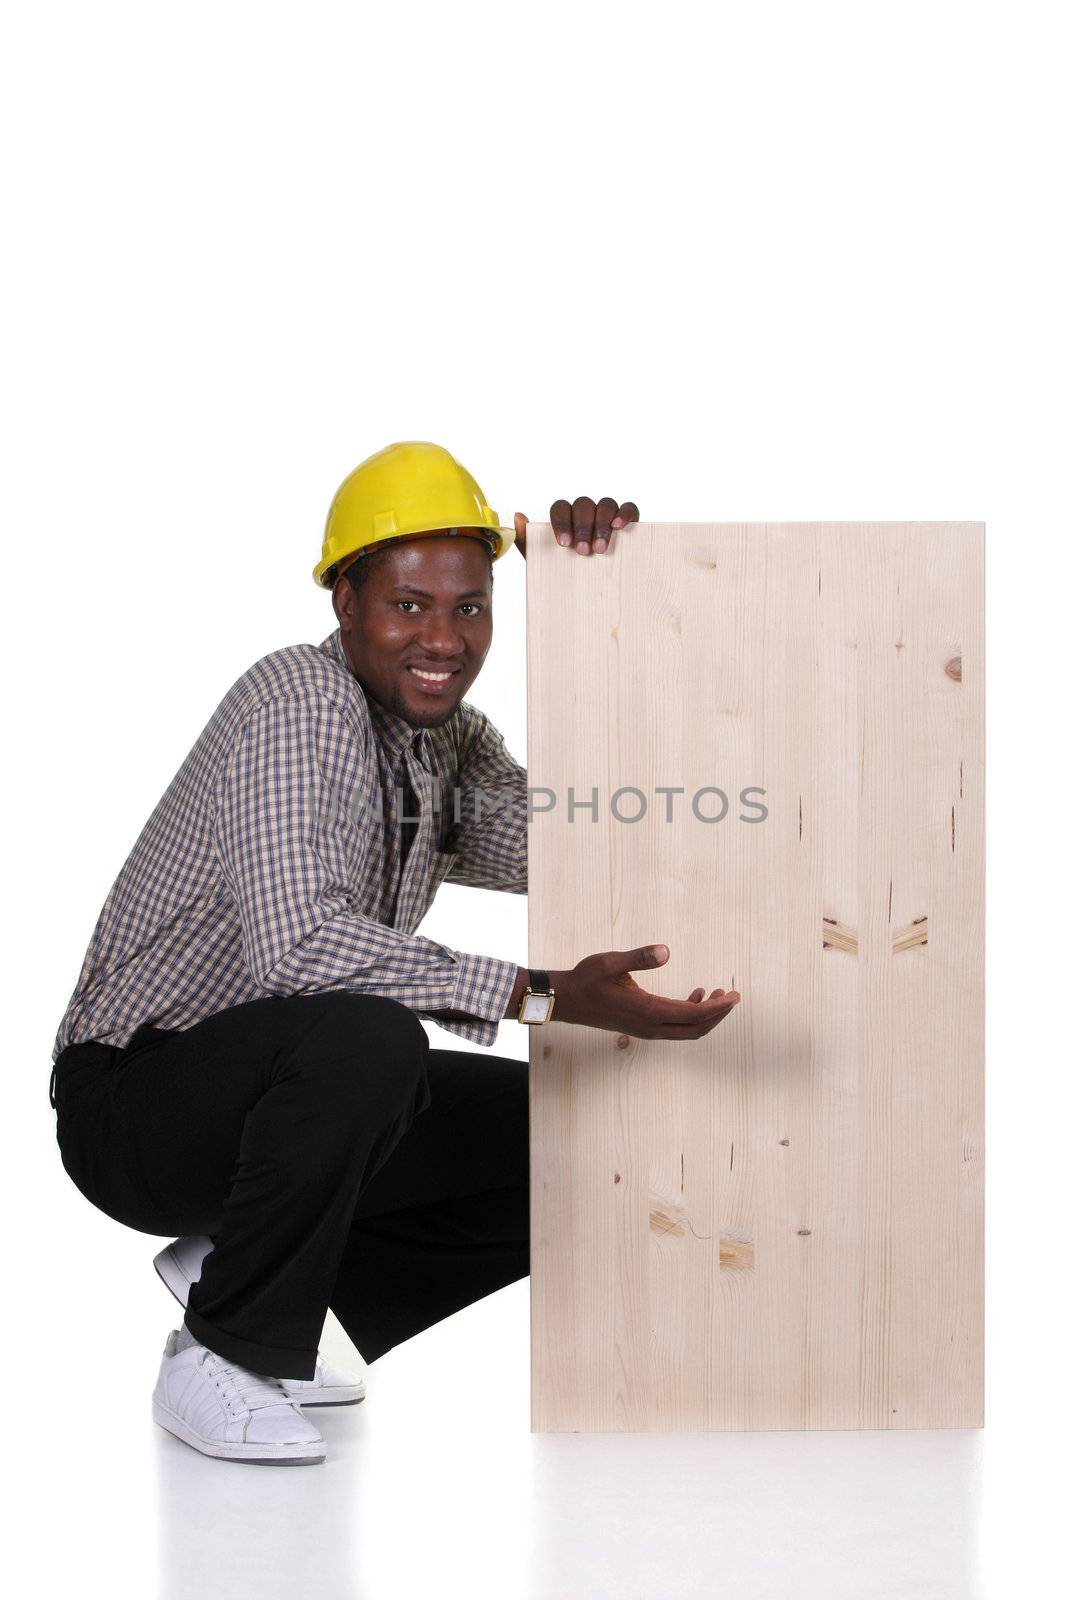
left=154, top=1248, right=366, bottom=1405
left=153, top=1245, right=194, bottom=1307
left=152, top=1398, right=325, bottom=1465
left=284, top=1387, right=364, bottom=1407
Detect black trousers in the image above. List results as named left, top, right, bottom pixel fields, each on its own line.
left=50, top=992, right=530, bottom=1379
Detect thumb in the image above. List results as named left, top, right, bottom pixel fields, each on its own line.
left=513, top=511, right=528, bottom=555
left=602, top=944, right=670, bottom=975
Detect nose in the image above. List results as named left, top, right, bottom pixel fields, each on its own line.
left=416, top=611, right=464, bottom=657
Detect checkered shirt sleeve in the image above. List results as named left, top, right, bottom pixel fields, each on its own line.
left=210, top=693, right=519, bottom=1045
left=445, top=705, right=529, bottom=894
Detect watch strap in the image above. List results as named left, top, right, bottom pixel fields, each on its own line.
left=527, top=968, right=551, bottom=994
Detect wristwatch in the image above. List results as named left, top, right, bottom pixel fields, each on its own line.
left=518, top=968, right=556, bottom=1025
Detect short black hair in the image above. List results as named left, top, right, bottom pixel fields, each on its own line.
left=340, top=536, right=494, bottom=596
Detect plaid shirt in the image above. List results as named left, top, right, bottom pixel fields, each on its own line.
left=52, top=628, right=527, bottom=1060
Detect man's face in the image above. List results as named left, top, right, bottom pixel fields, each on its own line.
left=332, top=534, right=493, bottom=727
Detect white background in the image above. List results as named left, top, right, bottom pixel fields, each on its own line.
left=3, top=2, right=1064, bottom=1597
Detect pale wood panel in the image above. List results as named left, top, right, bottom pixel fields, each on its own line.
left=527, top=523, right=983, bottom=1432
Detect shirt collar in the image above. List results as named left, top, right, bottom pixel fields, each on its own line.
left=319, top=628, right=430, bottom=768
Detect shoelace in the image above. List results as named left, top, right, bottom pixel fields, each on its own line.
left=203, top=1351, right=294, bottom=1413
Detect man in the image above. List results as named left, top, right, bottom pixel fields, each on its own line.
left=49, top=440, right=741, bottom=1465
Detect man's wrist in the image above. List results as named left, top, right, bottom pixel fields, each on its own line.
left=507, top=967, right=569, bottom=1022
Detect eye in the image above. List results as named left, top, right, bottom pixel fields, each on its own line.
left=395, top=600, right=484, bottom=616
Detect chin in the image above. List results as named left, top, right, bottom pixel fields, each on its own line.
left=399, top=695, right=460, bottom=728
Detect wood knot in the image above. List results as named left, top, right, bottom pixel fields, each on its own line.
left=892, top=915, right=928, bottom=954
left=797, top=1228, right=812, bottom=1236
left=822, top=917, right=858, bottom=955
left=650, top=1206, right=687, bottom=1238
left=945, top=655, right=962, bottom=682
left=614, top=1172, right=621, bottom=1183
left=616, top=1034, right=631, bottom=1049
left=719, top=1234, right=755, bottom=1272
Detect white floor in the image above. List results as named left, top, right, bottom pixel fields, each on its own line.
left=17, top=1169, right=1030, bottom=1600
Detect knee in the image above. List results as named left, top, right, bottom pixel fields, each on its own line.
left=341, top=992, right=428, bottom=1063
left=286, top=992, right=428, bottom=1104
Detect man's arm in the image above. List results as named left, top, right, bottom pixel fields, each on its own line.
left=210, top=693, right=519, bottom=1047
left=426, top=965, right=531, bottom=1029
left=442, top=703, right=527, bottom=894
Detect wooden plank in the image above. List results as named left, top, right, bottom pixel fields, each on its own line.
left=527, top=523, right=984, bottom=1432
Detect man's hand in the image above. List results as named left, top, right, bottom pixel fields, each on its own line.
left=549, top=944, right=740, bottom=1041
left=513, top=497, right=640, bottom=560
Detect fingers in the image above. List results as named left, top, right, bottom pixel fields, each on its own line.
left=549, top=499, right=641, bottom=554
left=550, top=500, right=573, bottom=548
left=641, top=990, right=740, bottom=1027
left=593, top=498, right=619, bottom=554
left=600, top=944, right=670, bottom=976
left=513, top=511, right=528, bottom=559
left=649, top=996, right=741, bottom=1040
left=571, top=496, right=596, bottom=554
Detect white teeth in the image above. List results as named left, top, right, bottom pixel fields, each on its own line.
left=409, top=668, right=453, bottom=683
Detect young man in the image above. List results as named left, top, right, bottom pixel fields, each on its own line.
left=49, top=440, right=740, bottom=1465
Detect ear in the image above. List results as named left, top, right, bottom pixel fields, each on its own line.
left=332, top=575, right=352, bottom=627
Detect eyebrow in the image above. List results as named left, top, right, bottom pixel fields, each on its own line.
left=390, top=586, right=489, bottom=601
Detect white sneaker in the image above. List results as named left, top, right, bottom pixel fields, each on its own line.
left=152, top=1329, right=326, bottom=1465
left=153, top=1236, right=366, bottom=1406
left=153, top=1235, right=216, bottom=1302
left=272, top=1357, right=366, bottom=1407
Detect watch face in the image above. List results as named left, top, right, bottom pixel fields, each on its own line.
left=523, top=994, right=553, bottom=1024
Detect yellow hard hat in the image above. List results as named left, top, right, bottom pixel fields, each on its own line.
left=313, top=440, right=515, bottom=588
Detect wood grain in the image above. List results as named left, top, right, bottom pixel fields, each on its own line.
left=527, top=523, right=984, bottom=1432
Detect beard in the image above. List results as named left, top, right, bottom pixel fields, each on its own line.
left=390, top=681, right=460, bottom=728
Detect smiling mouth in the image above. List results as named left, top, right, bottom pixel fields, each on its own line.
left=406, top=665, right=461, bottom=693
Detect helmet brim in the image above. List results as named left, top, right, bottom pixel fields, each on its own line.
left=314, top=522, right=515, bottom=588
